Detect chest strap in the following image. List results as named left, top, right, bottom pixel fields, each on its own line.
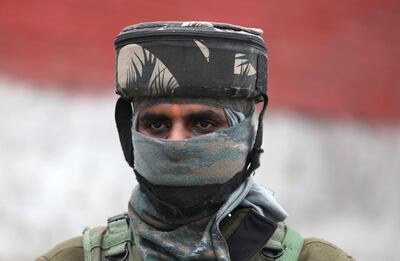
left=83, top=213, right=133, bottom=261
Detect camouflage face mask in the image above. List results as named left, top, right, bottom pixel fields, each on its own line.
left=133, top=116, right=254, bottom=184
left=131, top=114, right=255, bottom=218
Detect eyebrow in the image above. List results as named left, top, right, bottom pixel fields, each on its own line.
left=139, top=113, right=170, bottom=123
left=139, top=110, right=226, bottom=122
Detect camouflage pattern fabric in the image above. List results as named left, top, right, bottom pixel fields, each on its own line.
left=131, top=117, right=255, bottom=186
left=129, top=187, right=230, bottom=260
left=128, top=96, right=257, bottom=260
left=128, top=177, right=289, bottom=260
left=115, top=22, right=267, bottom=101
left=122, top=22, right=265, bottom=258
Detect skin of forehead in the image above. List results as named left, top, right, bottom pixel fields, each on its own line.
left=138, top=103, right=226, bottom=118
left=170, top=104, right=182, bottom=117
left=132, top=97, right=255, bottom=117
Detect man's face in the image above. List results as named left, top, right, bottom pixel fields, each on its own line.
left=137, top=103, right=228, bottom=140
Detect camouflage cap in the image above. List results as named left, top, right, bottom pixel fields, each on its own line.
left=115, top=21, right=268, bottom=102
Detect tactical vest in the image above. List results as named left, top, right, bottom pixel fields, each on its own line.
left=82, top=208, right=304, bottom=261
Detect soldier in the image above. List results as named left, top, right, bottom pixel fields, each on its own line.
left=36, top=22, right=354, bottom=261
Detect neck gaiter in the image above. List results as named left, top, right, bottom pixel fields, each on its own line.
left=129, top=99, right=255, bottom=260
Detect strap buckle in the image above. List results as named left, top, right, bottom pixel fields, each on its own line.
left=105, top=243, right=129, bottom=261
left=107, top=212, right=129, bottom=225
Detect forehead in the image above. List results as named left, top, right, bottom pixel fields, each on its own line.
left=138, top=103, right=224, bottom=116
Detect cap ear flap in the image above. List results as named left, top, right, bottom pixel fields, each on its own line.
left=115, top=97, right=134, bottom=168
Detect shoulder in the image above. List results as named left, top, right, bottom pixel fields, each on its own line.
left=35, top=236, right=84, bottom=261
left=298, top=238, right=355, bottom=261
left=35, top=213, right=129, bottom=261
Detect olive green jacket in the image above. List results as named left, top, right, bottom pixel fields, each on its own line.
left=36, top=237, right=353, bottom=261
left=36, top=208, right=354, bottom=261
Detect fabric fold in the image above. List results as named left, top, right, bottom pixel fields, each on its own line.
left=128, top=176, right=288, bottom=260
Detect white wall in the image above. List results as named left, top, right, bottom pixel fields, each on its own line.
left=0, top=79, right=398, bottom=260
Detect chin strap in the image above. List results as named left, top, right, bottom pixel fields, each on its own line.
left=245, top=92, right=268, bottom=176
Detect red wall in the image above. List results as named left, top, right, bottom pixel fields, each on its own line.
left=0, top=0, right=399, bottom=121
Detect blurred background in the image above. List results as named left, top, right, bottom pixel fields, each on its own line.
left=0, top=0, right=399, bottom=260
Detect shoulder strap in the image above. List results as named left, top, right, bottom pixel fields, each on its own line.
left=82, top=213, right=133, bottom=261
left=276, top=226, right=304, bottom=261
left=261, top=223, right=304, bottom=261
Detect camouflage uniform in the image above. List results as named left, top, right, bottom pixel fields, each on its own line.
left=36, top=211, right=354, bottom=261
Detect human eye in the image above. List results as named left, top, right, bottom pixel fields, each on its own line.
left=145, top=121, right=169, bottom=131
left=193, top=120, right=214, bottom=129
left=191, top=119, right=218, bottom=134
left=138, top=114, right=171, bottom=136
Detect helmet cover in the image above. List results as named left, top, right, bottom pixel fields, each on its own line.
left=115, top=21, right=268, bottom=102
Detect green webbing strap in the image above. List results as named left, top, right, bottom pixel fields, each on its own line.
left=82, top=227, right=92, bottom=261
left=276, top=226, right=304, bottom=261
left=264, top=222, right=286, bottom=251
left=105, top=218, right=131, bottom=256
left=82, top=214, right=134, bottom=261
